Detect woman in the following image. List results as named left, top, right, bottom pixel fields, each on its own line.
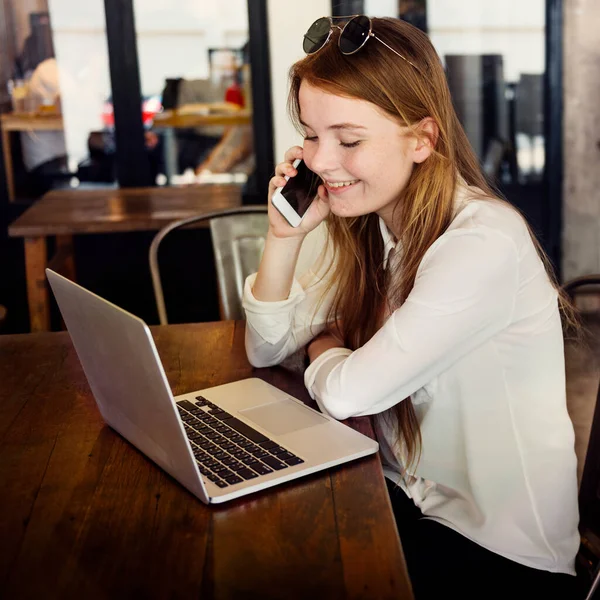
left=242, top=16, right=580, bottom=598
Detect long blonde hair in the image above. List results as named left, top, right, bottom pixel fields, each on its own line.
left=289, top=17, right=576, bottom=472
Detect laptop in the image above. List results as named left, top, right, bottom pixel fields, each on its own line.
left=46, top=269, right=378, bottom=504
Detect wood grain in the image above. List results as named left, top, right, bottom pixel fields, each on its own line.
left=2, top=119, right=15, bottom=202
left=0, top=112, right=64, bottom=132
left=8, top=184, right=243, bottom=238
left=153, top=109, right=251, bottom=129
left=0, top=323, right=412, bottom=599
left=24, top=237, right=50, bottom=331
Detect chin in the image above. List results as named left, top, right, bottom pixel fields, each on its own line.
left=329, top=207, right=356, bottom=219
left=329, top=203, right=370, bottom=219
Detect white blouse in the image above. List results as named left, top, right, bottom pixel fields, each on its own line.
left=242, top=184, right=579, bottom=575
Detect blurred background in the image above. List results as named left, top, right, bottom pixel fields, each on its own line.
left=0, top=0, right=597, bottom=334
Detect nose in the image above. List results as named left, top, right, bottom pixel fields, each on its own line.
left=305, top=141, right=338, bottom=177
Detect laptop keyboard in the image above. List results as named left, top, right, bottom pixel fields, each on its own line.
left=176, top=397, right=305, bottom=489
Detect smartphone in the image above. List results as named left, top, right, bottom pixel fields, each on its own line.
left=271, top=159, right=321, bottom=227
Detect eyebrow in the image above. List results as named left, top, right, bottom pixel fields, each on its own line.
left=300, top=119, right=367, bottom=131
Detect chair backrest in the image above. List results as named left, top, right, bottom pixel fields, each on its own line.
left=149, top=206, right=269, bottom=325
left=209, top=213, right=269, bottom=320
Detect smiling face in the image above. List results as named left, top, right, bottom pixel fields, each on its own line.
left=299, top=81, right=420, bottom=230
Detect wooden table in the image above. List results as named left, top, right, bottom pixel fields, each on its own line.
left=8, top=185, right=243, bottom=332
left=0, top=111, right=64, bottom=202
left=0, top=321, right=413, bottom=599
left=152, top=104, right=252, bottom=129
left=152, top=104, right=252, bottom=184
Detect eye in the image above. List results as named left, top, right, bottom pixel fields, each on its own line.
left=340, top=140, right=361, bottom=148
left=304, top=135, right=318, bottom=142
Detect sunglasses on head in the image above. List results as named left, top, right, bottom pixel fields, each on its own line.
left=303, top=15, right=421, bottom=73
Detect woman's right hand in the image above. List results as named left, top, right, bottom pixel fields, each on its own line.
left=267, top=146, right=330, bottom=239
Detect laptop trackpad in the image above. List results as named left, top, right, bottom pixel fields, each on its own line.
left=239, top=399, right=328, bottom=436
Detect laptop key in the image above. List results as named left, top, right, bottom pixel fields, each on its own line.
left=225, top=475, right=243, bottom=485
left=214, top=480, right=228, bottom=488
left=261, top=456, right=288, bottom=471
left=259, top=440, right=278, bottom=450
left=225, top=418, right=269, bottom=444
left=178, top=400, right=198, bottom=412
left=211, top=410, right=234, bottom=421
left=276, top=451, right=297, bottom=461
left=237, top=468, right=259, bottom=480
left=269, top=445, right=286, bottom=455
left=241, top=456, right=259, bottom=465
left=251, top=463, right=273, bottom=476
left=195, top=396, right=209, bottom=406
left=193, top=426, right=211, bottom=435
left=250, top=448, right=269, bottom=458
left=229, top=462, right=248, bottom=472
left=283, top=456, right=305, bottom=466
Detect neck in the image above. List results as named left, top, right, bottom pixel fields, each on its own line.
left=377, top=206, right=401, bottom=242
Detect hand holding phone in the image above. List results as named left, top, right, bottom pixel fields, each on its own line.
left=271, top=159, right=321, bottom=227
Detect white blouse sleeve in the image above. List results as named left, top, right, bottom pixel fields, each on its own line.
left=242, top=223, right=335, bottom=367
left=304, top=226, right=520, bottom=420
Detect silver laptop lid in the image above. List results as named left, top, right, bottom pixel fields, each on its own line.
left=46, top=269, right=207, bottom=502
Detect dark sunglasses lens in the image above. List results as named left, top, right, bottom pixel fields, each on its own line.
left=303, top=17, right=331, bottom=54
left=339, top=15, right=371, bottom=54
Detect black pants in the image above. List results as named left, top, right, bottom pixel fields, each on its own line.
left=386, top=479, right=583, bottom=599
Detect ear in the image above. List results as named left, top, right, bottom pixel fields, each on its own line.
left=412, top=117, right=439, bottom=164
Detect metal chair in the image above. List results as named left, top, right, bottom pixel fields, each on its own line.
left=564, top=276, right=600, bottom=600
left=149, top=205, right=268, bottom=324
